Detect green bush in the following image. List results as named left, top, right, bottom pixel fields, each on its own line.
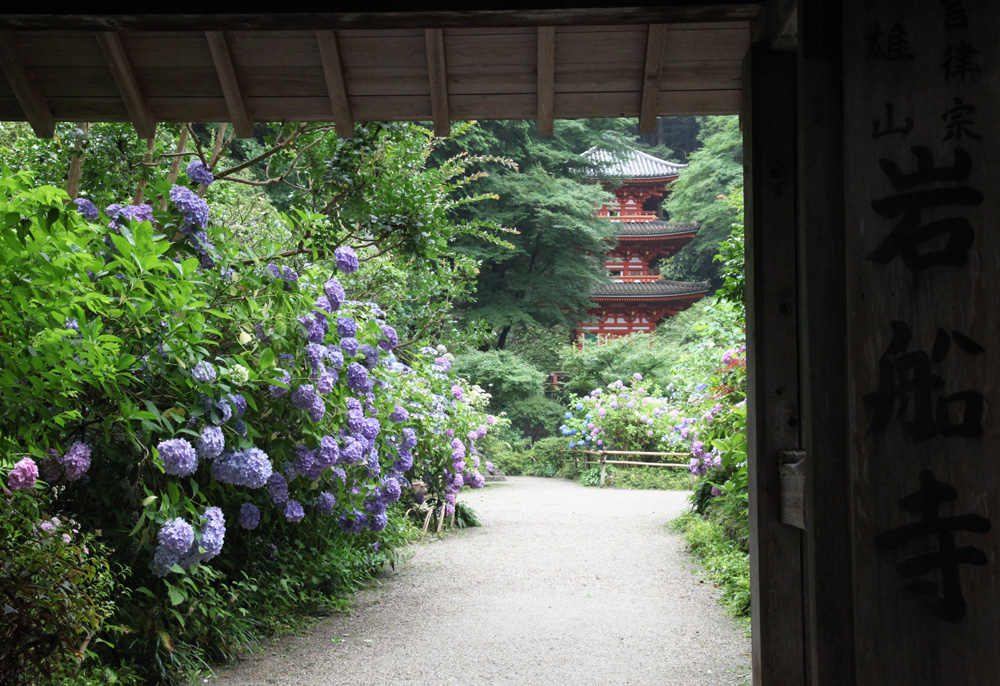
left=672, top=511, right=750, bottom=618
left=607, top=466, right=691, bottom=490
left=522, top=437, right=567, bottom=477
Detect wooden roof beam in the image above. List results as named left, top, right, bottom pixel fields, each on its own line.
left=0, top=31, right=54, bottom=137
left=205, top=31, right=254, bottom=139
left=96, top=32, right=156, bottom=140
left=316, top=30, right=354, bottom=138
left=424, top=28, right=450, bottom=138
left=536, top=26, right=555, bottom=136
left=639, top=24, right=668, bottom=135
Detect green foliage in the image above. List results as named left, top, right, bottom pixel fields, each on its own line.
left=713, top=187, right=745, bottom=309
left=0, top=491, right=120, bottom=686
left=503, top=395, right=568, bottom=442
left=521, top=437, right=568, bottom=478
left=440, top=120, right=635, bottom=348
left=672, top=511, right=751, bottom=618
left=662, top=116, right=743, bottom=283
left=452, top=501, right=482, bottom=529
left=607, top=466, right=692, bottom=491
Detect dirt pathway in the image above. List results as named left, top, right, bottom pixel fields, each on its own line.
left=209, top=476, right=751, bottom=686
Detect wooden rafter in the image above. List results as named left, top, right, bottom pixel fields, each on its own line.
left=96, top=32, right=156, bottom=139
left=205, top=31, right=254, bottom=139
left=316, top=30, right=354, bottom=138
left=424, top=28, right=450, bottom=137
left=639, top=24, right=668, bottom=134
left=0, top=31, right=54, bottom=137
left=536, top=26, right=555, bottom=136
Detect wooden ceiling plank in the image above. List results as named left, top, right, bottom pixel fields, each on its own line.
left=536, top=26, right=555, bottom=135
left=0, top=31, right=54, bottom=137
left=424, top=28, right=450, bottom=137
left=96, top=32, right=156, bottom=139
left=316, top=30, right=354, bottom=137
left=205, top=31, right=254, bottom=139
left=639, top=24, right=668, bottom=134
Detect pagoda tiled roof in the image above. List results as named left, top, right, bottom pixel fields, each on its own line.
left=617, top=221, right=699, bottom=237
left=591, top=280, right=711, bottom=299
left=583, top=146, right=688, bottom=180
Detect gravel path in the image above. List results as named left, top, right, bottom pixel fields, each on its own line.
left=209, top=476, right=751, bottom=686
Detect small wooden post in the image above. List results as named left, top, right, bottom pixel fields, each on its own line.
left=599, top=452, right=607, bottom=488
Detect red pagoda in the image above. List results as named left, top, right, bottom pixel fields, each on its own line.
left=577, top=147, right=709, bottom=346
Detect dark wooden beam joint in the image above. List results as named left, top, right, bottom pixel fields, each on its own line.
left=205, top=31, right=254, bottom=139
left=536, top=26, right=555, bottom=136
left=639, top=24, right=668, bottom=135
left=0, top=31, right=55, bottom=137
left=96, top=32, right=156, bottom=140
left=424, top=28, right=450, bottom=138
left=316, top=30, right=354, bottom=138
left=779, top=450, right=806, bottom=529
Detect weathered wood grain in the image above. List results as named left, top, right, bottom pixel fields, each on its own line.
left=537, top=26, right=555, bottom=135
left=96, top=31, right=156, bottom=139
left=639, top=24, right=668, bottom=133
left=424, top=28, right=449, bottom=137
left=205, top=31, right=253, bottom=138
left=0, top=31, right=54, bottom=136
left=316, top=30, right=354, bottom=137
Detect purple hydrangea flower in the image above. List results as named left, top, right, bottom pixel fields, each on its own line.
left=340, top=437, right=365, bottom=464
left=60, top=441, right=92, bottom=481
left=7, top=457, right=38, bottom=491
left=239, top=502, right=260, bottom=530
left=451, top=385, right=464, bottom=401
left=444, top=503, right=455, bottom=518
left=433, top=356, right=452, bottom=372
left=340, top=336, right=359, bottom=357
left=225, top=393, right=247, bottom=418
left=339, top=510, right=367, bottom=534
left=315, top=491, right=336, bottom=515
left=157, top=438, right=198, bottom=477
left=359, top=344, right=379, bottom=370
left=186, top=159, right=215, bottom=186
left=309, top=396, right=326, bottom=423
left=360, top=417, right=381, bottom=441
left=212, top=448, right=272, bottom=488
left=191, top=360, right=216, bottom=384
left=158, top=518, right=195, bottom=556
left=324, top=278, right=345, bottom=310
left=196, top=425, right=225, bottom=459
left=269, top=368, right=291, bottom=398
left=73, top=198, right=99, bottom=221
left=383, top=477, right=402, bottom=503
left=268, top=473, right=289, bottom=505
left=336, top=317, right=357, bottom=338
left=467, top=471, right=486, bottom=489
left=335, top=245, right=359, bottom=274
left=394, top=449, right=413, bottom=473
left=401, top=428, right=417, bottom=450
left=284, top=499, right=305, bottom=523
left=169, top=186, right=209, bottom=229
left=196, top=506, right=226, bottom=561
left=389, top=405, right=408, bottom=422
left=346, top=362, right=369, bottom=393
left=378, top=325, right=398, bottom=352
left=317, top=436, right=339, bottom=468
left=369, top=512, right=388, bottom=532
left=317, top=368, right=337, bottom=394
left=326, top=346, right=345, bottom=369
left=711, top=485, right=723, bottom=497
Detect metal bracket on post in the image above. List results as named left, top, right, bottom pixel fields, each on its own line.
left=778, top=450, right=806, bottom=529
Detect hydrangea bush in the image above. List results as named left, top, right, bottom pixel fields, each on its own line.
left=0, top=169, right=494, bottom=680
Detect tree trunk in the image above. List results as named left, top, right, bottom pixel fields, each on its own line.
left=496, top=324, right=511, bottom=350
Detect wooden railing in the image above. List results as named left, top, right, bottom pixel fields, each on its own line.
left=560, top=449, right=690, bottom=487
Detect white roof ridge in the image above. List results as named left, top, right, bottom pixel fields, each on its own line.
left=582, top=145, right=688, bottom=179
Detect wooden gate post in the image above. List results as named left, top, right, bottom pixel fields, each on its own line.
left=744, top=40, right=806, bottom=686
left=599, top=452, right=607, bottom=488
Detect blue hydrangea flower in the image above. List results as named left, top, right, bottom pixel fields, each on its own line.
left=212, top=448, right=272, bottom=488
left=317, top=368, right=337, bottom=394
left=326, top=345, right=344, bottom=369
left=359, top=344, right=379, bottom=370
left=157, top=438, right=198, bottom=476
left=369, top=512, right=388, bottom=532
left=346, top=362, right=369, bottom=393
left=196, top=425, right=225, bottom=459
left=284, top=499, right=305, bottom=522
left=73, top=198, right=99, bottom=221
left=158, top=518, right=195, bottom=556
left=340, top=436, right=365, bottom=464
left=389, top=405, right=408, bottom=422
left=378, top=325, right=398, bottom=352
left=191, top=360, right=216, bottom=384
left=169, top=186, right=209, bottom=229
left=393, top=448, right=413, bottom=473
left=336, top=317, right=357, bottom=338
left=309, top=395, right=326, bottom=423
left=292, top=385, right=319, bottom=412
left=339, top=510, right=367, bottom=534
left=401, top=428, right=417, bottom=450
left=334, top=245, right=359, bottom=273
left=324, top=278, right=345, bottom=310
left=340, top=336, right=359, bottom=357
left=269, top=368, right=291, bottom=398
left=239, top=502, right=260, bottom=530
left=186, top=159, right=215, bottom=186
left=360, top=417, right=381, bottom=441
left=268, top=473, right=289, bottom=505
left=383, top=477, right=402, bottom=503
left=224, top=393, right=247, bottom=418
left=317, top=436, right=339, bottom=468
left=315, top=491, right=336, bottom=515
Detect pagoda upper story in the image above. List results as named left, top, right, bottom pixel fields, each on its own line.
left=576, top=147, right=708, bottom=346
